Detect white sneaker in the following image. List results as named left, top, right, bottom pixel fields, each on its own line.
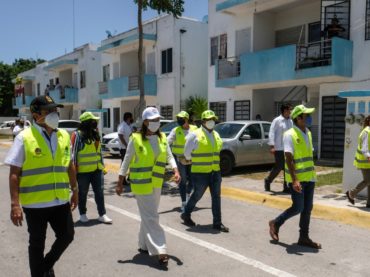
left=80, top=214, right=89, bottom=223
left=98, top=214, right=113, bottom=224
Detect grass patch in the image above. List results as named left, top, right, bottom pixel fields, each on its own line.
left=316, top=171, right=343, bottom=187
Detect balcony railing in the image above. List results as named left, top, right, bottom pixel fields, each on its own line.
left=98, top=81, right=108, bottom=94
left=49, top=88, right=78, bottom=103
left=296, top=39, right=332, bottom=70
left=217, top=57, right=240, bottom=80
left=128, top=76, right=139, bottom=91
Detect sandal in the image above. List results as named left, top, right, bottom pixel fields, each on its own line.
left=158, top=254, right=169, bottom=266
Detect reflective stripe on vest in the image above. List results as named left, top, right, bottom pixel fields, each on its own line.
left=129, top=133, right=168, bottom=195
left=284, top=127, right=316, bottom=183
left=353, top=127, right=370, bottom=169
left=20, top=127, right=71, bottom=206
left=191, top=128, right=223, bottom=173
left=171, top=125, right=198, bottom=157
left=77, top=138, right=104, bottom=173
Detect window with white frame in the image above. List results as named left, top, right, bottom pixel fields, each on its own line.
left=161, top=48, right=173, bottom=74
left=234, top=100, right=250, bottom=120
left=102, top=65, right=110, bottom=82
left=366, top=0, right=370, bottom=40
left=160, top=105, right=173, bottom=119
left=80, top=71, right=86, bottom=88
left=210, top=102, right=227, bottom=122
left=210, top=34, right=228, bottom=66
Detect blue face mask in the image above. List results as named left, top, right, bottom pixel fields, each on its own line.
left=305, top=115, right=312, bottom=127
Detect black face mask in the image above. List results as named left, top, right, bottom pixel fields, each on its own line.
left=177, top=118, right=186, bottom=126
left=91, top=121, right=98, bottom=129
left=129, top=118, right=134, bottom=124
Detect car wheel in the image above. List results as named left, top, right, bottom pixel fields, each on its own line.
left=220, top=152, right=234, bottom=176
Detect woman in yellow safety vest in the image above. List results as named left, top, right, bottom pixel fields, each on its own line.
left=346, top=115, right=370, bottom=208
left=71, top=112, right=112, bottom=224
left=116, top=107, right=180, bottom=267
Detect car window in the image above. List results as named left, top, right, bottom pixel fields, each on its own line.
left=58, top=121, right=80, bottom=128
left=243, top=124, right=262, bottom=140
left=214, top=123, right=244, bottom=139
left=160, top=121, right=178, bottom=133
left=262, top=123, right=271, bottom=139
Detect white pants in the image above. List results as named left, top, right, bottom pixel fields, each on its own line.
left=135, top=188, right=167, bottom=255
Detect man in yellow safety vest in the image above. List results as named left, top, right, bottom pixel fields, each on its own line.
left=268, top=104, right=321, bottom=249
left=180, top=110, right=229, bottom=232
left=6, top=95, right=78, bottom=277
left=168, top=111, right=198, bottom=212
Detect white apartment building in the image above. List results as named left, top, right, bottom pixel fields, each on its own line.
left=97, top=15, right=208, bottom=133
left=44, top=44, right=102, bottom=120
left=209, top=0, right=370, bottom=161
left=13, top=62, right=50, bottom=119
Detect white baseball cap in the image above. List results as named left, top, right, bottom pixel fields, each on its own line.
left=142, top=107, right=163, bottom=120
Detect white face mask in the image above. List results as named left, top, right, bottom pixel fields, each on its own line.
left=44, top=112, right=59, bottom=129
left=205, top=120, right=215, bottom=130
left=148, top=121, right=160, bottom=133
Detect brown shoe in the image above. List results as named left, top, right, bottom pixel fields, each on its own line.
left=268, top=220, right=279, bottom=241
left=297, top=237, right=322, bottom=249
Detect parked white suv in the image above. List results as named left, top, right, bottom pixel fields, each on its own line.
left=58, top=120, right=80, bottom=134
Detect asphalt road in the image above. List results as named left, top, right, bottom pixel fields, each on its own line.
left=0, top=147, right=369, bottom=277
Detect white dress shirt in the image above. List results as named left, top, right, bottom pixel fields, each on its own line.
left=117, top=121, right=133, bottom=150
left=269, top=115, right=293, bottom=151
left=119, top=134, right=177, bottom=176
left=184, top=126, right=215, bottom=161
left=4, top=123, right=69, bottom=208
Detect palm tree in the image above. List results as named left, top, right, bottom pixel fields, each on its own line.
left=185, top=95, right=208, bottom=122
left=134, top=0, right=184, bottom=119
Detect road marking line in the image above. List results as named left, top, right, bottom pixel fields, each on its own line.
left=101, top=201, right=296, bottom=277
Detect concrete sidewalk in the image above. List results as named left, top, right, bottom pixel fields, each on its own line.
left=1, top=139, right=370, bottom=230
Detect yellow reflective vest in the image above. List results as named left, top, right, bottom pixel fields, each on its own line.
left=191, top=128, right=223, bottom=173
left=77, top=134, right=104, bottom=173
left=171, top=125, right=198, bottom=157
left=129, top=133, right=167, bottom=195
left=284, top=126, right=316, bottom=183
left=353, top=126, right=370, bottom=169
left=20, top=126, right=70, bottom=206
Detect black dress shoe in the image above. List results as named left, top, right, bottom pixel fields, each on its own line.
left=213, top=223, right=229, bottom=233
left=264, top=179, right=271, bottom=192
left=297, top=237, right=322, bottom=249
left=345, top=191, right=355, bottom=205
left=181, top=213, right=196, bottom=226
left=138, top=248, right=149, bottom=254
left=43, top=268, right=55, bottom=277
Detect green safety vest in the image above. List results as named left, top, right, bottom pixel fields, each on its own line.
left=191, top=128, right=223, bottom=173
left=19, top=126, right=71, bottom=206
left=284, top=126, right=316, bottom=183
left=129, top=133, right=167, bottom=195
left=353, top=127, right=370, bottom=169
left=171, top=125, right=198, bottom=157
left=77, top=134, right=104, bottom=173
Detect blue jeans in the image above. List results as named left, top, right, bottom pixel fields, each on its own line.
left=184, top=171, right=222, bottom=225
left=77, top=170, right=106, bottom=216
left=175, top=157, right=193, bottom=202
left=274, top=181, right=315, bottom=238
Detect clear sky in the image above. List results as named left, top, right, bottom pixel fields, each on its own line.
left=0, top=0, right=208, bottom=64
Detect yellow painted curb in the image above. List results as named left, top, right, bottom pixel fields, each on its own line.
left=222, top=186, right=370, bottom=230
left=104, top=162, right=120, bottom=173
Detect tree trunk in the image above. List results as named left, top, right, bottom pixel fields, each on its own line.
left=137, top=0, right=145, bottom=119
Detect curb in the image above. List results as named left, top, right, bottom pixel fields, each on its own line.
left=221, top=186, right=370, bottom=230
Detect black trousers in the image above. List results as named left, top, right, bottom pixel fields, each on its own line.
left=23, top=203, right=74, bottom=277
left=266, top=150, right=287, bottom=186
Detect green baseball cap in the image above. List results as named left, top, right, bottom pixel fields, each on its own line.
left=176, top=111, right=189, bottom=119
left=291, top=104, right=315, bottom=120
left=79, top=111, right=100, bottom=122
left=201, top=110, right=218, bottom=120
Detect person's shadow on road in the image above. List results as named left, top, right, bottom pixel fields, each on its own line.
left=270, top=240, right=319, bottom=255
left=184, top=224, right=222, bottom=234
left=74, top=219, right=101, bottom=227
left=117, top=253, right=183, bottom=271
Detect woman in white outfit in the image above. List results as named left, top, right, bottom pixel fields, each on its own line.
left=116, top=107, right=180, bottom=266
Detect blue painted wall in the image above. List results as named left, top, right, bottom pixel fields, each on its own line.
left=216, top=0, right=251, bottom=12
left=49, top=88, right=78, bottom=103
left=216, top=37, right=353, bottom=88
